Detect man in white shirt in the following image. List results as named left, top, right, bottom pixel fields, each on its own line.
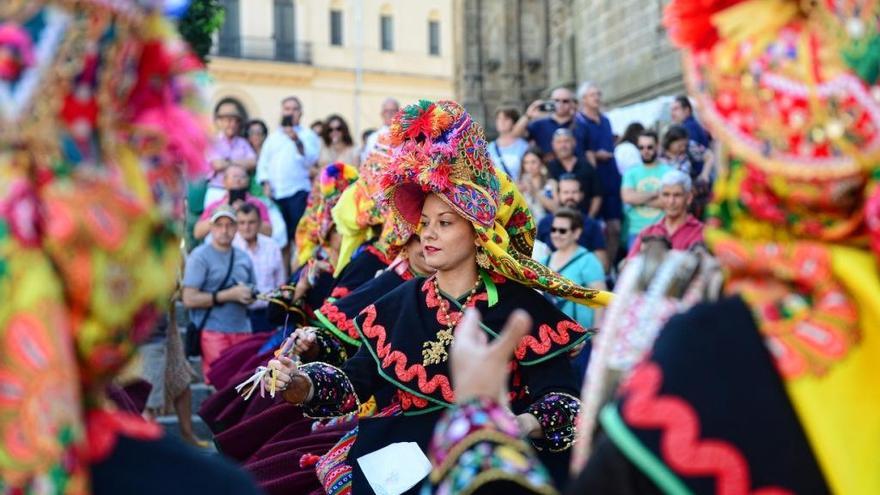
left=255, top=96, right=321, bottom=258
left=360, top=97, right=400, bottom=162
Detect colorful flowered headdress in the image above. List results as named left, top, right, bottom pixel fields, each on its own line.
left=664, top=1, right=880, bottom=492
left=0, top=1, right=208, bottom=491
left=381, top=99, right=611, bottom=307
left=294, top=162, right=359, bottom=267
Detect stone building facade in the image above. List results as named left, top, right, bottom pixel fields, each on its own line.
left=569, top=0, right=684, bottom=106
left=453, top=0, right=552, bottom=135
left=454, top=0, right=685, bottom=132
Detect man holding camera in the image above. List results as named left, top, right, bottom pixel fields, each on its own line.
left=513, top=86, right=589, bottom=160
left=183, top=206, right=257, bottom=382
left=255, top=96, right=321, bottom=254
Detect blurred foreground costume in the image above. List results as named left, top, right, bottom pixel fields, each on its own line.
left=0, top=1, right=259, bottom=493
left=423, top=1, right=880, bottom=494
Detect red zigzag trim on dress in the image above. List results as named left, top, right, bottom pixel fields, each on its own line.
left=320, top=300, right=358, bottom=339
left=621, top=361, right=791, bottom=495
left=359, top=305, right=455, bottom=402
left=330, top=287, right=351, bottom=299
left=514, top=321, right=582, bottom=359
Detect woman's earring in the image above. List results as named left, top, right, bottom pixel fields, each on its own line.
left=476, top=246, right=492, bottom=269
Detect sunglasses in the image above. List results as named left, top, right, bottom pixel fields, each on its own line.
left=329, top=126, right=343, bottom=132
left=551, top=227, right=570, bottom=234
left=638, top=145, right=655, bottom=150
left=552, top=99, right=573, bottom=103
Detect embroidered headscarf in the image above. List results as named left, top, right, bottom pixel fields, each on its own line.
left=664, top=1, right=880, bottom=492
left=331, top=132, right=405, bottom=276
left=293, top=162, right=359, bottom=267
left=381, top=99, right=612, bottom=307
left=0, top=1, right=208, bottom=492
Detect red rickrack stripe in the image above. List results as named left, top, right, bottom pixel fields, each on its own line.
left=514, top=320, right=584, bottom=360
left=360, top=305, right=455, bottom=402
left=320, top=300, right=358, bottom=340
left=330, top=287, right=352, bottom=299
left=398, top=390, right=430, bottom=410
left=620, top=361, right=791, bottom=495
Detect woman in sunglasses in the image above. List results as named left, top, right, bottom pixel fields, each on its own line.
left=541, top=207, right=606, bottom=379
left=318, top=114, right=359, bottom=169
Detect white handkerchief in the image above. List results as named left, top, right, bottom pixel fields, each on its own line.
left=356, top=442, right=432, bottom=495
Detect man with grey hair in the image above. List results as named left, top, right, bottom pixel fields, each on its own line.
left=627, top=169, right=704, bottom=257
left=256, top=96, right=321, bottom=258
left=577, top=81, right=624, bottom=263
left=360, top=97, right=400, bottom=161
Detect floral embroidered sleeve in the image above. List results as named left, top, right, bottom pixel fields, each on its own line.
left=299, top=343, right=380, bottom=418
left=298, top=362, right=360, bottom=418
left=308, top=330, right=349, bottom=367
left=424, top=397, right=558, bottom=495
left=525, top=392, right=580, bottom=453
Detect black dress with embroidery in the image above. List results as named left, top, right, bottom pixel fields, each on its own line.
left=299, top=273, right=587, bottom=493
left=314, top=262, right=414, bottom=355
left=420, top=296, right=831, bottom=495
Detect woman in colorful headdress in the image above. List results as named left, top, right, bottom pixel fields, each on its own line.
left=0, top=1, right=261, bottom=493
left=420, top=1, right=880, bottom=494
left=200, top=215, right=437, bottom=493
left=199, top=162, right=360, bottom=428
left=264, top=99, right=612, bottom=494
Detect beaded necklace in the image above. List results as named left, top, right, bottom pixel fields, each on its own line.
left=422, top=275, right=482, bottom=366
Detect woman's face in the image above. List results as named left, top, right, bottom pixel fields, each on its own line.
left=328, top=119, right=344, bottom=144
left=667, top=138, right=688, bottom=157
left=521, top=152, right=543, bottom=176
left=550, top=216, right=579, bottom=251
left=419, top=194, right=477, bottom=272
left=248, top=123, right=266, bottom=150
left=326, top=227, right=342, bottom=267
left=404, top=236, right=435, bottom=276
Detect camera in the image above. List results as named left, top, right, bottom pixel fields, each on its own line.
left=539, top=100, right=556, bottom=113
left=280, top=115, right=294, bottom=127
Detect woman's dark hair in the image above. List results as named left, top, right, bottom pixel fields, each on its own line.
left=321, top=114, right=354, bottom=146
left=213, top=97, right=248, bottom=135
left=674, top=95, right=693, bottom=113
left=522, top=146, right=545, bottom=163
left=494, top=106, right=521, bottom=123
left=620, top=122, right=645, bottom=146
left=662, top=125, right=689, bottom=151
left=553, top=207, right=584, bottom=232
left=246, top=119, right=268, bottom=137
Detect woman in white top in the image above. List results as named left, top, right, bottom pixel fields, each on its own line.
left=488, top=106, right=529, bottom=180
left=516, top=147, right=558, bottom=222
left=613, top=121, right=645, bottom=175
